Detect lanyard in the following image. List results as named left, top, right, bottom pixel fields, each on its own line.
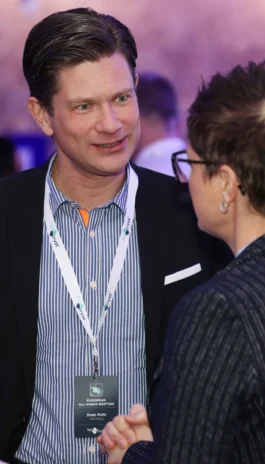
left=44, top=165, right=138, bottom=377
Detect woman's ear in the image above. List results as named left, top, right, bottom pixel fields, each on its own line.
left=27, top=97, right=54, bottom=136
left=219, top=165, right=238, bottom=205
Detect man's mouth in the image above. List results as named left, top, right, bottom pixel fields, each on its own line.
left=98, top=141, right=120, bottom=148
left=96, top=137, right=125, bottom=148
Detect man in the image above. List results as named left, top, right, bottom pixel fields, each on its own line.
left=133, top=73, right=187, bottom=176
left=0, top=8, right=231, bottom=464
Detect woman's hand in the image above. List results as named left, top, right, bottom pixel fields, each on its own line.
left=97, top=404, right=153, bottom=463
left=100, top=444, right=128, bottom=464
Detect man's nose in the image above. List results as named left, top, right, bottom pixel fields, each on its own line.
left=95, top=104, right=122, bottom=134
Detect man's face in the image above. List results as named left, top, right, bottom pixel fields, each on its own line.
left=45, top=53, right=141, bottom=177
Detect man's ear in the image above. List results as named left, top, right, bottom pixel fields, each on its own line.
left=27, top=97, right=54, bottom=136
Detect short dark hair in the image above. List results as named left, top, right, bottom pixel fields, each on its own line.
left=0, top=137, right=16, bottom=176
left=188, top=61, right=265, bottom=215
left=23, top=7, right=138, bottom=114
left=137, top=73, right=179, bottom=121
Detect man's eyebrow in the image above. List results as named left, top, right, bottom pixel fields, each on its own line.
left=111, top=87, right=134, bottom=99
left=66, top=97, right=94, bottom=107
left=67, top=88, right=135, bottom=107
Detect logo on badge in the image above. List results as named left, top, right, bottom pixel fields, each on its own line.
left=90, top=383, right=103, bottom=397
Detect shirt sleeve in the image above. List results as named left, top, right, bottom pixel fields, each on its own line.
left=151, top=285, right=255, bottom=464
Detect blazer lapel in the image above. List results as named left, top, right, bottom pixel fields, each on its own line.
left=133, top=165, right=166, bottom=385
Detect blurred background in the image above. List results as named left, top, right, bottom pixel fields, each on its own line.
left=1, top=0, right=265, bottom=170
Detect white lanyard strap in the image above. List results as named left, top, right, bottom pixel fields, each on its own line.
left=44, top=165, right=138, bottom=366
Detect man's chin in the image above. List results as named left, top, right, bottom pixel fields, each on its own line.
left=96, top=155, right=132, bottom=174
left=89, top=161, right=129, bottom=178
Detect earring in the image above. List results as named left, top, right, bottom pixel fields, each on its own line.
left=219, top=199, right=228, bottom=214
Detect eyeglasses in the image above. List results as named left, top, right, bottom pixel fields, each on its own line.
left=171, top=150, right=246, bottom=195
left=171, top=150, right=213, bottom=182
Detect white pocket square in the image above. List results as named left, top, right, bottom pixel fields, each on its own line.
left=164, top=263, right=201, bottom=285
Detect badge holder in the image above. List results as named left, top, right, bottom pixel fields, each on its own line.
left=74, top=356, right=118, bottom=438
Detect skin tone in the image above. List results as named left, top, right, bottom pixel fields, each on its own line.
left=186, top=145, right=235, bottom=249
left=98, top=144, right=265, bottom=462
left=97, top=404, right=153, bottom=463
left=187, top=145, right=265, bottom=255
left=27, top=53, right=141, bottom=210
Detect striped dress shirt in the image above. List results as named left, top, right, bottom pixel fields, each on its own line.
left=16, top=158, right=146, bottom=463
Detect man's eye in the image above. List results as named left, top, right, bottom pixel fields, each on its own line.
left=77, top=104, right=90, bottom=111
left=116, top=95, right=130, bottom=103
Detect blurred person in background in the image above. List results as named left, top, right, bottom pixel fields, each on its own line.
left=99, top=61, right=265, bottom=464
left=133, top=73, right=187, bottom=176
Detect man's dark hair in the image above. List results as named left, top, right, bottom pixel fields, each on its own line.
left=23, top=7, right=138, bottom=114
left=0, top=136, right=16, bottom=176
left=188, top=61, right=265, bottom=215
left=137, top=73, right=179, bottom=122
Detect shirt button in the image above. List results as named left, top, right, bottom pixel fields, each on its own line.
left=90, top=281, right=97, bottom=289
left=88, top=445, right=96, bottom=453
left=90, top=231, right=95, bottom=238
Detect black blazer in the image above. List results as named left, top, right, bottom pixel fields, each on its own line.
left=0, top=163, right=231, bottom=460
left=123, top=235, right=265, bottom=463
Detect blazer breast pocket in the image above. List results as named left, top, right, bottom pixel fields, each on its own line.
left=164, top=263, right=201, bottom=285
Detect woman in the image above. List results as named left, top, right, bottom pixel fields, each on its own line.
left=98, top=61, right=265, bottom=463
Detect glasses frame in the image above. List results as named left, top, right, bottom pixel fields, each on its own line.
left=171, top=150, right=246, bottom=195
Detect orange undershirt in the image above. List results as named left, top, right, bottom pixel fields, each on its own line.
left=79, top=209, right=90, bottom=228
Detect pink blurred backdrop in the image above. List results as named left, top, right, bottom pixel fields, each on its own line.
left=1, top=0, right=265, bottom=136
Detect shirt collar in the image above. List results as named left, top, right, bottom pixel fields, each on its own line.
left=235, top=238, right=256, bottom=258
left=47, top=153, right=129, bottom=216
